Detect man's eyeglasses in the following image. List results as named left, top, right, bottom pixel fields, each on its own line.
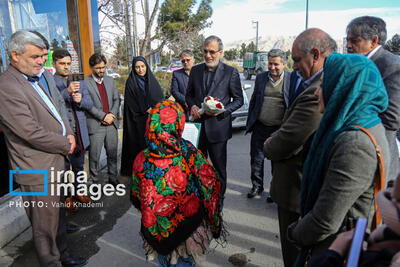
left=181, top=59, right=191, bottom=63
left=203, top=49, right=220, bottom=55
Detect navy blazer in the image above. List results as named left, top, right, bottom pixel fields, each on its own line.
left=170, top=68, right=189, bottom=108
left=186, top=61, right=243, bottom=143
left=54, top=75, right=93, bottom=149
left=246, top=70, right=297, bottom=133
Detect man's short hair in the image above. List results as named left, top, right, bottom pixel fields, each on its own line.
left=296, top=28, right=337, bottom=55
left=204, top=35, right=223, bottom=51
left=179, top=50, right=194, bottom=58
left=52, top=48, right=71, bottom=63
left=8, top=30, right=45, bottom=58
left=89, top=52, right=107, bottom=67
left=346, top=16, right=387, bottom=45
left=268, top=49, right=287, bottom=63
left=29, top=30, right=49, bottom=50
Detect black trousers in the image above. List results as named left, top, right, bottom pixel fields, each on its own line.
left=198, top=129, right=228, bottom=198
left=250, top=121, right=279, bottom=189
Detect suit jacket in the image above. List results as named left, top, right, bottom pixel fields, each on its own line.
left=84, top=75, right=120, bottom=134
left=42, top=69, right=68, bottom=120
left=370, top=47, right=400, bottom=132
left=186, top=61, right=243, bottom=143
left=246, top=70, right=294, bottom=133
left=170, top=68, right=189, bottom=108
left=264, top=72, right=323, bottom=213
left=54, top=75, right=93, bottom=149
left=0, top=65, right=72, bottom=185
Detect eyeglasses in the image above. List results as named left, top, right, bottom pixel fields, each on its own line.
left=203, top=49, right=220, bottom=55
left=181, top=59, right=191, bottom=63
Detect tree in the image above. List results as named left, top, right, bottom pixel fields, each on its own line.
left=224, top=48, right=238, bottom=60
left=385, top=34, right=400, bottom=54
left=113, top=36, right=128, bottom=66
left=239, top=43, right=247, bottom=59
left=246, top=41, right=255, bottom=53
left=156, top=0, right=213, bottom=56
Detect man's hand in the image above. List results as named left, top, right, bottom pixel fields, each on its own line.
left=67, top=81, right=80, bottom=95
left=146, top=108, right=152, bottom=114
left=328, top=229, right=355, bottom=257
left=67, top=135, right=76, bottom=155
left=72, top=93, right=82, bottom=103
left=190, top=105, right=201, bottom=120
left=103, top=113, right=115, bottom=125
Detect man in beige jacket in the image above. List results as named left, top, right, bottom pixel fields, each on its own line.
left=263, top=28, right=336, bottom=267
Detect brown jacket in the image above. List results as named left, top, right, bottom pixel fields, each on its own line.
left=0, top=65, right=72, bottom=185
left=264, top=72, right=323, bottom=213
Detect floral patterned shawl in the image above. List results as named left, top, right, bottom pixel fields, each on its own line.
left=131, top=100, right=223, bottom=255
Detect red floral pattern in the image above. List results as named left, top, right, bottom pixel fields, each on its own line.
left=165, top=165, right=187, bottom=192
left=199, top=164, right=216, bottom=188
left=131, top=100, right=222, bottom=246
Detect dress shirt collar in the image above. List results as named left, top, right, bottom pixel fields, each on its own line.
left=366, top=45, right=382, bottom=59
left=304, top=68, right=323, bottom=87
left=92, top=74, right=103, bottom=84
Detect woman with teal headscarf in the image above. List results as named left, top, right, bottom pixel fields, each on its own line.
left=287, top=52, right=390, bottom=266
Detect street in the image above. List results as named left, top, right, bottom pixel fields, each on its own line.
left=4, top=75, right=284, bottom=267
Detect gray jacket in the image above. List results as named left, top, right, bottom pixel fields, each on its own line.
left=84, top=75, right=120, bottom=134
left=42, top=69, right=68, bottom=120
left=290, top=123, right=390, bottom=252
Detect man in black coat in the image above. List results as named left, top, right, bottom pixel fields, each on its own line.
left=170, top=49, right=195, bottom=119
left=186, top=35, right=243, bottom=201
left=346, top=16, right=400, bottom=185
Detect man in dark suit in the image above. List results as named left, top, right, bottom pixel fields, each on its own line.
left=245, top=48, right=299, bottom=198
left=264, top=29, right=336, bottom=266
left=84, top=53, right=120, bottom=185
left=53, top=49, right=93, bottom=207
left=0, top=30, right=82, bottom=267
left=186, top=35, right=243, bottom=201
left=346, top=16, right=400, bottom=185
left=170, top=49, right=195, bottom=118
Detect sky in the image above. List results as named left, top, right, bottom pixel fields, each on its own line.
left=203, top=0, right=400, bottom=43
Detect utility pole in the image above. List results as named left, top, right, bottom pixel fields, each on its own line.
left=123, top=0, right=133, bottom=69
left=305, top=0, right=309, bottom=29
left=252, top=21, right=259, bottom=52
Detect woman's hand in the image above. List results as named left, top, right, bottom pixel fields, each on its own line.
left=328, top=229, right=355, bottom=257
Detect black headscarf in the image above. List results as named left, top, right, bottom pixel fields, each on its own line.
left=120, top=56, right=164, bottom=176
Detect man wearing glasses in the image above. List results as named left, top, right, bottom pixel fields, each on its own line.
left=186, top=35, right=243, bottom=205
left=346, top=16, right=400, bottom=187
left=170, top=50, right=195, bottom=119
left=84, top=53, right=120, bottom=186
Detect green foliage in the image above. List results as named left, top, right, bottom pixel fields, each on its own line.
left=154, top=71, right=173, bottom=98
left=224, top=61, right=243, bottom=73
left=113, top=36, right=129, bottom=67
left=224, top=48, right=238, bottom=60
left=157, top=0, right=212, bottom=55
left=247, top=41, right=255, bottom=53
left=239, top=43, right=247, bottom=59
left=238, top=42, right=257, bottom=58
left=384, top=34, right=400, bottom=54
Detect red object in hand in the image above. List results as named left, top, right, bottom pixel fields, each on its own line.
left=216, top=103, right=223, bottom=109
left=206, top=96, right=211, bottom=101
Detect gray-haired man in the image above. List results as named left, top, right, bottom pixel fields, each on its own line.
left=245, top=49, right=298, bottom=198
left=346, top=16, right=400, bottom=185
left=170, top=50, right=195, bottom=118
left=0, top=30, right=79, bottom=266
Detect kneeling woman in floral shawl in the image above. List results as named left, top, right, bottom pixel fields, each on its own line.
left=131, top=100, right=224, bottom=266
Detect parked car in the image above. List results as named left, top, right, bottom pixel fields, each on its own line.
left=169, top=59, right=183, bottom=72
left=107, top=69, right=121, bottom=78
left=154, top=66, right=169, bottom=73
left=232, top=84, right=251, bottom=128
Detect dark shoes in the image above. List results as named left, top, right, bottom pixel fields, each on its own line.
left=62, top=257, right=87, bottom=267
left=247, top=187, right=264, bottom=198
left=266, top=196, right=274, bottom=203
left=66, top=223, right=81, bottom=234
left=108, top=179, right=120, bottom=186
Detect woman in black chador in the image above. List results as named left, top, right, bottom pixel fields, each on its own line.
left=120, top=56, right=164, bottom=176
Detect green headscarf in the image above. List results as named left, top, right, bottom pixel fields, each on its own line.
left=296, top=52, right=388, bottom=266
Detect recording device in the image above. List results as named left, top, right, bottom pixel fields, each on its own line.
left=67, top=73, right=84, bottom=82
left=346, top=217, right=368, bottom=267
